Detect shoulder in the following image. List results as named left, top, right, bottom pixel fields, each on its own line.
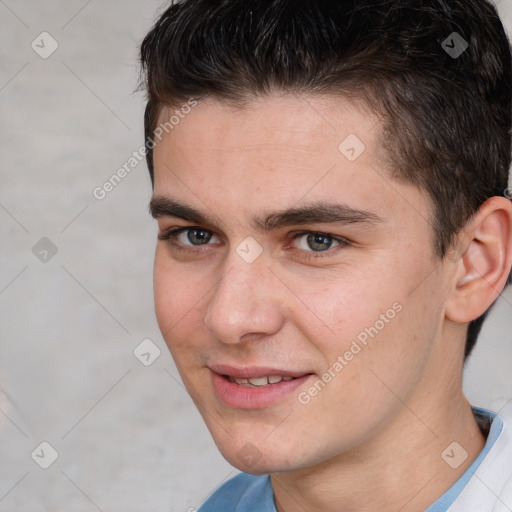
left=448, top=409, right=512, bottom=511
left=198, top=473, right=276, bottom=512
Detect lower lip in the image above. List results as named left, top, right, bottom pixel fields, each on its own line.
left=210, top=370, right=313, bottom=409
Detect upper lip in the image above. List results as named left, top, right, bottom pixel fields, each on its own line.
left=209, top=364, right=312, bottom=379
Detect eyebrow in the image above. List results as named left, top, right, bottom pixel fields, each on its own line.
left=150, top=197, right=216, bottom=225
left=149, top=196, right=383, bottom=230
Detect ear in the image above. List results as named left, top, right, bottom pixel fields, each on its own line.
left=446, top=196, right=512, bottom=324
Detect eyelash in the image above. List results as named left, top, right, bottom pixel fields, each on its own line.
left=158, top=227, right=216, bottom=254
left=157, top=226, right=350, bottom=259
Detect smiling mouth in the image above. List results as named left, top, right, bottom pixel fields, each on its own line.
left=210, top=368, right=314, bottom=408
left=226, top=375, right=297, bottom=387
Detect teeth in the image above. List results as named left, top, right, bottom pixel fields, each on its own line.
left=248, top=376, right=269, bottom=386
left=228, top=375, right=296, bottom=386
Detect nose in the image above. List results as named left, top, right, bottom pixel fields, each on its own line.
left=203, top=253, right=285, bottom=345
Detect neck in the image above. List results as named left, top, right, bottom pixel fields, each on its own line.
left=272, top=391, right=485, bottom=512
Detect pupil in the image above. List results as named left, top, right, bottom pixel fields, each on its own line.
left=307, top=233, right=332, bottom=251
left=189, top=229, right=211, bottom=245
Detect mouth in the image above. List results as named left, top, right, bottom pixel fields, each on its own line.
left=209, top=364, right=314, bottom=409
left=226, top=374, right=296, bottom=387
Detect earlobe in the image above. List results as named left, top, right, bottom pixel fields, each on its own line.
left=446, top=196, right=512, bottom=323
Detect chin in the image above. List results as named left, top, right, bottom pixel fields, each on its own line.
left=212, top=434, right=313, bottom=475
left=224, top=451, right=298, bottom=475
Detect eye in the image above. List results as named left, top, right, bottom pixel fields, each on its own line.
left=180, top=228, right=213, bottom=246
left=158, top=227, right=220, bottom=247
left=291, top=231, right=348, bottom=254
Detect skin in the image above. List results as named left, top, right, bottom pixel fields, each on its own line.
left=150, top=94, right=512, bottom=512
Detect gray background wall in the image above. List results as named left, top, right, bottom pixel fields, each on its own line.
left=0, top=1, right=511, bottom=511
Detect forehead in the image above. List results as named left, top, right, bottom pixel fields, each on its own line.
left=151, top=94, right=431, bottom=234
left=154, top=94, right=382, bottom=162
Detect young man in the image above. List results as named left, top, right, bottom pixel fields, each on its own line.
left=140, top=1, right=512, bottom=510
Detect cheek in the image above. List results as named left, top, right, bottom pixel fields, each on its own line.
left=294, top=257, right=437, bottom=400
left=292, top=265, right=406, bottom=354
left=153, top=250, right=203, bottom=345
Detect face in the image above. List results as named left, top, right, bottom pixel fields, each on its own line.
left=151, top=94, right=452, bottom=474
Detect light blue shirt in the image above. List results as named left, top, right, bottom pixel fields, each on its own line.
left=199, top=407, right=510, bottom=512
